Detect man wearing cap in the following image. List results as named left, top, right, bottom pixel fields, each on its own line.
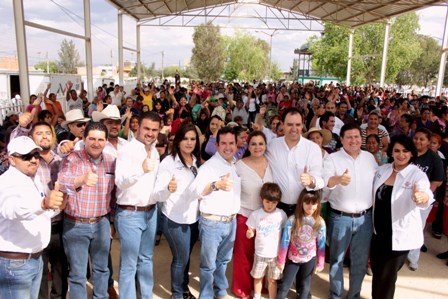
left=138, top=81, right=154, bottom=111
left=10, top=115, right=68, bottom=299
left=114, top=112, right=161, bottom=298
left=58, top=122, right=115, bottom=299
left=57, top=109, right=90, bottom=155
left=2, top=111, right=19, bottom=130
left=0, top=136, right=65, bottom=299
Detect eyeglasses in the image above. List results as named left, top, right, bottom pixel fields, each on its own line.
left=13, top=151, right=41, bottom=161
left=75, top=122, right=87, bottom=128
left=190, top=166, right=198, bottom=177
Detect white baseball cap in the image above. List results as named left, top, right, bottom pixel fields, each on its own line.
left=8, top=136, right=42, bottom=155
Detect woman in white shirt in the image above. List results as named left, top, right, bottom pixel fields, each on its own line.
left=154, top=123, right=201, bottom=299
left=231, top=131, right=273, bottom=299
left=371, top=134, right=433, bottom=299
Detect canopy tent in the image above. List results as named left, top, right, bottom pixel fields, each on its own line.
left=12, top=0, right=448, bottom=102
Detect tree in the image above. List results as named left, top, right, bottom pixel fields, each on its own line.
left=223, top=32, right=270, bottom=81
left=270, top=63, right=283, bottom=81
left=407, top=35, right=441, bottom=87
left=308, top=12, right=421, bottom=85
left=34, top=61, right=59, bottom=73
left=191, top=22, right=225, bottom=81
left=58, top=39, right=81, bottom=74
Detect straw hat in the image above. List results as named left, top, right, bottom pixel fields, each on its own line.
left=92, top=105, right=125, bottom=122
left=61, top=109, right=90, bottom=128
left=303, top=127, right=332, bottom=146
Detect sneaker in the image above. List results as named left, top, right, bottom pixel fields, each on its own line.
left=408, top=262, right=418, bottom=271
left=436, top=251, right=448, bottom=259
left=420, top=244, right=427, bottom=252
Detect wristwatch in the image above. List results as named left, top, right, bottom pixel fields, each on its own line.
left=211, top=181, right=219, bottom=191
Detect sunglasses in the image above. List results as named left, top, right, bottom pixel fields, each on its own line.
left=13, top=151, right=41, bottom=161
left=75, top=122, right=87, bottom=128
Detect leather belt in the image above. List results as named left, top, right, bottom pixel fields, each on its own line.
left=330, top=206, right=372, bottom=218
left=201, top=213, right=236, bottom=223
left=64, top=213, right=103, bottom=224
left=117, top=204, right=155, bottom=212
left=0, top=250, right=43, bottom=260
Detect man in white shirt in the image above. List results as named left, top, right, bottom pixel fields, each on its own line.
left=114, top=112, right=161, bottom=298
left=0, top=136, right=64, bottom=299
left=323, top=123, right=378, bottom=299
left=267, top=107, right=324, bottom=217
left=190, top=126, right=241, bottom=299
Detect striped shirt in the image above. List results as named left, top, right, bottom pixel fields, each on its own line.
left=59, top=149, right=115, bottom=218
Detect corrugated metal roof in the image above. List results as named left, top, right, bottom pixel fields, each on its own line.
left=107, top=0, right=446, bottom=28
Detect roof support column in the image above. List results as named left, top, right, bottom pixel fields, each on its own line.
left=137, top=23, right=141, bottom=80
left=346, top=29, right=354, bottom=87
left=12, top=0, right=30, bottom=104
left=436, top=7, right=448, bottom=98
left=380, top=20, right=391, bottom=88
left=118, top=10, right=124, bottom=86
left=83, top=0, right=93, bottom=101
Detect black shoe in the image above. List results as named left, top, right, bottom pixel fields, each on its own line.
left=420, top=244, right=427, bottom=252
left=436, top=251, right=448, bottom=259
left=183, top=291, right=196, bottom=299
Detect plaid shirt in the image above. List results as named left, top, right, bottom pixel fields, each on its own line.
left=59, top=149, right=115, bottom=218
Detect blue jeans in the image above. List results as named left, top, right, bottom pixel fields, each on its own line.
left=115, top=206, right=157, bottom=299
left=328, top=211, right=373, bottom=299
left=63, top=216, right=111, bottom=299
left=161, top=213, right=199, bottom=299
left=276, top=257, right=315, bottom=299
left=198, top=217, right=236, bottom=299
left=0, top=255, right=43, bottom=299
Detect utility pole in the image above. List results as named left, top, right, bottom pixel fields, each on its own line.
left=161, top=51, right=165, bottom=80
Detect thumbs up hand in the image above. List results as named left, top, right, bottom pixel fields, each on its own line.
left=300, top=166, right=314, bottom=187
left=217, top=173, right=233, bottom=192
left=413, top=182, right=428, bottom=205
left=168, top=175, right=177, bottom=193
left=60, top=137, right=80, bottom=155
left=84, top=165, right=99, bottom=187
left=339, top=169, right=351, bottom=186
left=142, top=151, right=156, bottom=173
left=46, top=182, right=65, bottom=209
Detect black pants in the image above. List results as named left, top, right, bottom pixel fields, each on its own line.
left=370, top=235, right=409, bottom=299
left=38, top=222, right=68, bottom=299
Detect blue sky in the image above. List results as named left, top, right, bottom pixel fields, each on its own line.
left=0, top=0, right=447, bottom=72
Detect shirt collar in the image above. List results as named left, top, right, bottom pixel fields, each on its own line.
left=215, top=151, right=235, bottom=165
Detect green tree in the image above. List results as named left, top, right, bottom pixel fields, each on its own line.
left=33, top=61, right=59, bottom=73
left=270, top=62, right=283, bottom=81
left=408, top=35, right=441, bottom=87
left=308, top=12, right=421, bottom=85
left=57, top=39, right=81, bottom=74
left=191, top=22, right=225, bottom=81
left=129, top=64, right=149, bottom=79
left=223, top=32, right=269, bottom=81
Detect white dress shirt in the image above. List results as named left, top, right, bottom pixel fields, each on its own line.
left=0, top=167, right=57, bottom=253
left=267, top=136, right=324, bottom=205
left=190, top=152, right=241, bottom=216
left=154, top=155, right=199, bottom=224
left=115, top=138, right=160, bottom=206
left=323, top=148, right=378, bottom=213
left=373, top=164, right=434, bottom=250
left=235, top=160, right=273, bottom=217
left=316, top=116, right=344, bottom=135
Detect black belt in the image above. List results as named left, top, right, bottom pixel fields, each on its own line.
left=330, top=206, right=372, bottom=218
left=117, top=204, right=155, bottom=212
left=0, top=250, right=43, bottom=260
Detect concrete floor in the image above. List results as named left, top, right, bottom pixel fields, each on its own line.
left=96, top=226, right=448, bottom=299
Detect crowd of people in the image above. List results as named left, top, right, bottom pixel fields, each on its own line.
left=0, top=78, right=447, bottom=299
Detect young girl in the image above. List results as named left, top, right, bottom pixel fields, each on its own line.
left=276, top=190, right=326, bottom=299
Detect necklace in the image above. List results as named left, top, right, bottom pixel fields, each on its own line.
left=392, top=167, right=401, bottom=173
